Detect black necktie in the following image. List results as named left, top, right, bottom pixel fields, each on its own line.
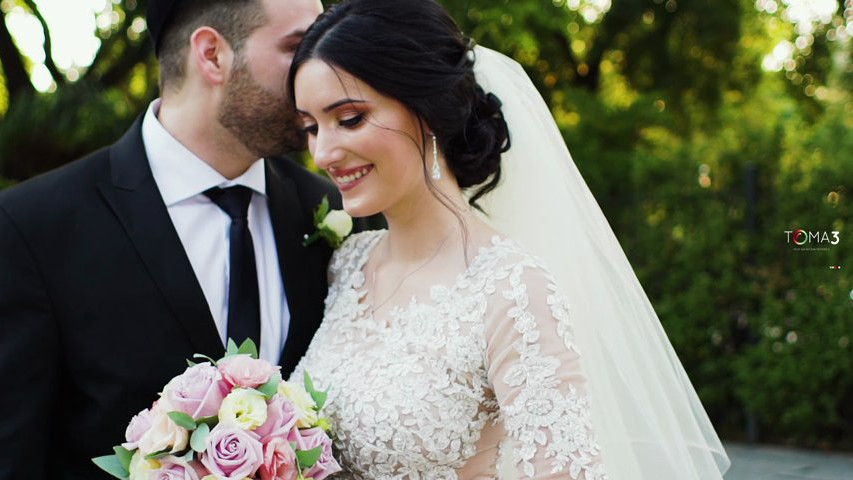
left=204, top=186, right=261, bottom=348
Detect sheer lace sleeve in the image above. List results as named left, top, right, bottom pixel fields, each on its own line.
left=484, top=256, right=607, bottom=479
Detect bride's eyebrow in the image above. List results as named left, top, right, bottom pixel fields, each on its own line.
left=295, top=99, right=367, bottom=117
left=321, top=99, right=367, bottom=113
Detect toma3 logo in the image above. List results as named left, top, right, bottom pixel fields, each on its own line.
left=784, top=229, right=840, bottom=247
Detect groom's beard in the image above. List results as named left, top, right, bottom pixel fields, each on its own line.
left=219, top=58, right=307, bottom=158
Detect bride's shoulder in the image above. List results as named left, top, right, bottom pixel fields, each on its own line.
left=473, top=234, right=550, bottom=274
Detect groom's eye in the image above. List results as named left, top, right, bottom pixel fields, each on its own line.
left=339, top=114, right=364, bottom=129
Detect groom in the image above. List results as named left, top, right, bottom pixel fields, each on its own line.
left=0, top=0, right=338, bottom=477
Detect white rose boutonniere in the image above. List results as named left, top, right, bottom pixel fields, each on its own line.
left=303, top=195, right=353, bottom=248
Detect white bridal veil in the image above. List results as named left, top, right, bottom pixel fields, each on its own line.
left=473, top=46, right=731, bottom=479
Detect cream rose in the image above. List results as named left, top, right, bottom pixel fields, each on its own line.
left=276, top=381, right=318, bottom=428
left=137, top=400, right=189, bottom=456
left=128, top=451, right=160, bottom=480
left=219, top=388, right=268, bottom=430
left=320, top=210, right=352, bottom=238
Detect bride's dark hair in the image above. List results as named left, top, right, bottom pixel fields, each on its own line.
left=287, top=0, right=510, bottom=209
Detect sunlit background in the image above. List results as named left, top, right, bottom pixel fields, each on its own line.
left=4, top=0, right=850, bottom=94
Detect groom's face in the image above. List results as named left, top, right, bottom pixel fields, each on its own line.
left=218, top=0, right=322, bottom=157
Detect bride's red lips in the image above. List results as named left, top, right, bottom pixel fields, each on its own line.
left=328, top=165, right=372, bottom=177
left=329, top=165, right=374, bottom=192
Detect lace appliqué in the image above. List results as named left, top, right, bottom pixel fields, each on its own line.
left=498, top=262, right=606, bottom=479
left=294, top=232, right=606, bottom=479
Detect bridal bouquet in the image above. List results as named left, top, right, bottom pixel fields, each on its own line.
left=93, top=340, right=341, bottom=480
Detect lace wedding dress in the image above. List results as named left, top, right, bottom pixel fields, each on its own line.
left=293, top=230, right=608, bottom=479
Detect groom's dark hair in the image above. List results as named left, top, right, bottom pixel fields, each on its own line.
left=155, top=0, right=266, bottom=91
left=288, top=0, right=510, bottom=211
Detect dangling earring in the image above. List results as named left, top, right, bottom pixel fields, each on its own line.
left=431, top=133, right=441, bottom=180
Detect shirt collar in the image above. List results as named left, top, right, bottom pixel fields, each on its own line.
left=141, top=99, right=266, bottom=206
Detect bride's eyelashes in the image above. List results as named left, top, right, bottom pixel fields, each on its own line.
left=300, top=113, right=366, bottom=137
left=339, top=113, right=365, bottom=129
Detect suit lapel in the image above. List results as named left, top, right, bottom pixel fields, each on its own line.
left=265, top=160, right=322, bottom=373
left=97, top=118, right=223, bottom=356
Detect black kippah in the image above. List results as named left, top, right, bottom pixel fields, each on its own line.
left=146, top=0, right=183, bottom=56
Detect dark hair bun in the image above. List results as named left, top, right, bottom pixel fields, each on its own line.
left=444, top=87, right=510, bottom=206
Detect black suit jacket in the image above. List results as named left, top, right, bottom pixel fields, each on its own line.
left=0, top=117, right=345, bottom=478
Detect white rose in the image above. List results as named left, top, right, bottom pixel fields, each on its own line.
left=277, top=381, right=318, bottom=428
left=136, top=399, right=189, bottom=456
left=320, top=210, right=352, bottom=238
left=128, top=451, right=160, bottom=480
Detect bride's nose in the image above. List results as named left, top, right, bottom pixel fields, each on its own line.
left=311, top=128, right=346, bottom=171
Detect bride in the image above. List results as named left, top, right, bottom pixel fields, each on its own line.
left=288, top=0, right=730, bottom=478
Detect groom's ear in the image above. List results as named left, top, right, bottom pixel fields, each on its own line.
left=189, top=26, right=233, bottom=87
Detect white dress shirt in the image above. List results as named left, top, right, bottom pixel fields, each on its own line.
left=141, top=99, right=290, bottom=364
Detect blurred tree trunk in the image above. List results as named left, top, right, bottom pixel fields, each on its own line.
left=0, top=11, right=35, bottom=102
left=0, top=0, right=157, bottom=181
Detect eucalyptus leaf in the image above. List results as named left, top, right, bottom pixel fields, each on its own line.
left=181, top=449, right=195, bottom=462
left=167, top=411, right=197, bottom=430
left=112, top=446, right=133, bottom=471
left=197, top=415, right=219, bottom=428
left=145, top=448, right=170, bottom=460
left=310, top=390, right=328, bottom=411
left=225, top=338, right=239, bottom=356
left=186, top=359, right=196, bottom=367
left=237, top=338, right=259, bottom=359
left=303, top=371, right=327, bottom=410
left=91, top=455, right=129, bottom=479
left=190, top=423, right=210, bottom=453
left=258, top=372, right=282, bottom=399
left=295, top=445, right=323, bottom=469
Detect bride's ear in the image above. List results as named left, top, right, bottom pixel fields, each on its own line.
left=189, top=26, right=232, bottom=87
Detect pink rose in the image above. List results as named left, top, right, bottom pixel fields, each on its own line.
left=258, top=437, right=298, bottom=480
left=294, top=427, right=341, bottom=480
left=255, top=395, right=298, bottom=443
left=164, top=363, right=227, bottom=420
left=218, top=355, right=279, bottom=389
left=201, top=423, right=264, bottom=480
left=151, top=456, right=205, bottom=480
left=122, top=407, right=152, bottom=450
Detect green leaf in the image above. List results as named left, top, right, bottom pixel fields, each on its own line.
left=237, top=338, right=259, bottom=359
left=186, top=359, right=197, bottom=367
left=225, top=338, right=239, bottom=356
left=295, top=445, right=323, bottom=469
left=197, top=415, right=219, bottom=428
left=190, top=423, right=210, bottom=453
left=145, top=448, right=170, bottom=460
left=168, top=411, right=197, bottom=430
left=91, top=455, right=129, bottom=479
left=310, top=390, right=328, bottom=411
left=258, top=372, right=282, bottom=399
left=112, top=446, right=133, bottom=471
left=181, top=449, right=195, bottom=462
left=315, top=195, right=330, bottom=224
left=303, top=371, right=327, bottom=410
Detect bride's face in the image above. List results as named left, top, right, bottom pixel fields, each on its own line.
left=294, top=59, right=431, bottom=218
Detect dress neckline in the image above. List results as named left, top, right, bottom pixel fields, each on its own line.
left=349, top=230, right=509, bottom=328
